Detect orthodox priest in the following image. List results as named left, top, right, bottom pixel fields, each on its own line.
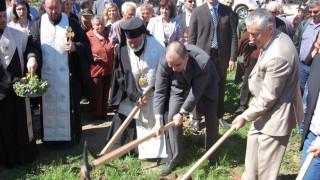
left=26, top=0, right=91, bottom=145
left=107, top=18, right=167, bottom=159
left=0, top=1, right=37, bottom=167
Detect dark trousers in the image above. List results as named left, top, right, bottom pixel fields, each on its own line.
left=239, top=58, right=257, bottom=107
left=88, top=75, right=112, bottom=118
left=210, top=48, right=226, bottom=119
left=165, top=92, right=218, bottom=164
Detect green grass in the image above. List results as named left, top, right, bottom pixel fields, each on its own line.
left=0, top=65, right=302, bottom=179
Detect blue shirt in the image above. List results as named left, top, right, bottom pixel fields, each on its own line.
left=299, top=21, right=320, bottom=61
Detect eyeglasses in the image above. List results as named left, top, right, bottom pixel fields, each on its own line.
left=14, top=1, right=27, bottom=6
left=270, top=11, right=277, bottom=15
left=187, top=0, right=195, bottom=4
left=309, top=10, right=320, bottom=14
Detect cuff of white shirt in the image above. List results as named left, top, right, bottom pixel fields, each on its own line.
left=155, top=114, right=163, bottom=119
left=180, top=108, right=188, bottom=114
left=243, top=114, right=252, bottom=122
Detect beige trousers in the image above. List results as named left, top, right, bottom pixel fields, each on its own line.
left=243, top=124, right=290, bottom=180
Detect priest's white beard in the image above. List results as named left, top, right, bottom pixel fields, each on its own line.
left=127, top=35, right=145, bottom=52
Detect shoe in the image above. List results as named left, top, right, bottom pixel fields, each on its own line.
left=191, top=120, right=200, bottom=131
left=219, top=118, right=230, bottom=129
left=235, top=106, right=246, bottom=115
left=289, top=132, right=301, bottom=141
left=160, top=161, right=180, bottom=176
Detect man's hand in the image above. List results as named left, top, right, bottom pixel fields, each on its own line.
left=138, top=97, right=147, bottom=106
left=228, top=61, right=235, bottom=72
left=232, top=115, right=247, bottom=131
left=307, top=137, right=320, bottom=158
left=27, top=57, right=38, bottom=76
left=153, top=118, right=162, bottom=137
left=173, top=113, right=183, bottom=126
left=64, top=42, right=76, bottom=52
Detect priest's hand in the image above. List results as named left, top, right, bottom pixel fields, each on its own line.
left=64, top=42, right=76, bottom=52
left=173, top=113, right=183, bottom=126
left=153, top=118, right=162, bottom=137
left=232, top=115, right=247, bottom=131
left=27, top=57, right=38, bottom=76
left=228, top=61, right=235, bottom=72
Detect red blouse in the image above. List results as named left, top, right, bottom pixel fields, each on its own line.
left=86, top=29, right=114, bottom=77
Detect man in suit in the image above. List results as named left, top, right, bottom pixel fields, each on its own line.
left=188, top=0, right=238, bottom=129
left=300, top=54, right=320, bottom=180
left=232, top=9, right=303, bottom=180
left=176, top=0, right=196, bottom=30
left=153, top=42, right=219, bottom=176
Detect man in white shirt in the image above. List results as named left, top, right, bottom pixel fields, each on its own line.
left=176, top=0, right=196, bottom=30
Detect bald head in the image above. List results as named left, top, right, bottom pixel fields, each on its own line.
left=166, top=42, right=189, bottom=72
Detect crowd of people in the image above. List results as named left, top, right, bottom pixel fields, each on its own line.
left=0, top=0, right=320, bottom=179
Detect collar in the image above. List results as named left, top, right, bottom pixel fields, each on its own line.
left=207, top=1, right=219, bottom=11
left=262, top=37, right=272, bottom=50
left=186, top=11, right=192, bottom=17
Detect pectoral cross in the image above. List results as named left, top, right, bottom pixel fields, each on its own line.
left=66, top=27, right=75, bottom=53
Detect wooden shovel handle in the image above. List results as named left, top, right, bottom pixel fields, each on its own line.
left=100, top=88, right=154, bottom=155
left=93, top=121, right=175, bottom=168
left=181, top=126, right=236, bottom=180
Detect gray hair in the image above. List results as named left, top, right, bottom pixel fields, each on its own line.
left=140, top=3, right=154, bottom=11
left=121, top=2, right=137, bottom=13
left=91, top=15, right=104, bottom=25
left=245, top=8, right=276, bottom=32
left=309, top=0, right=320, bottom=7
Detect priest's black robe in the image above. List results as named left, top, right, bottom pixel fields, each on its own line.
left=0, top=49, right=37, bottom=167
left=26, top=15, right=92, bottom=145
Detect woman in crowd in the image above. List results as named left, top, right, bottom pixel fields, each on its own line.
left=61, top=0, right=79, bottom=22
left=103, top=3, right=120, bottom=32
left=147, top=0, right=182, bottom=46
left=86, top=16, right=114, bottom=121
left=8, top=0, right=33, bottom=34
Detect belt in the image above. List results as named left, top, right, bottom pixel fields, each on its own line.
left=301, top=61, right=311, bottom=66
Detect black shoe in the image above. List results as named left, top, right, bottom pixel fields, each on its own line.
left=191, top=120, right=200, bottom=131
left=289, top=132, right=301, bottom=141
left=235, top=106, right=246, bottom=115
left=160, top=161, right=180, bottom=176
left=219, top=118, right=230, bottom=129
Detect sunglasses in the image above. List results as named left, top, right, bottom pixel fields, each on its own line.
left=309, top=10, right=320, bottom=14
left=14, top=1, right=27, bottom=6
left=187, top=0, right=195, bottom=3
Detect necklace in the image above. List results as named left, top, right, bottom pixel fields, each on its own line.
left=135, top=54, right=147, bottom=86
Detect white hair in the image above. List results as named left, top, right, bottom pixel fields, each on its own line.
left=121, top=2, right=137, bottom=13
left=266, top=1, right=281, bottom=13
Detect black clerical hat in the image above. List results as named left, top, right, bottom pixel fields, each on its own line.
left=0, top=0, right=6, bottom=12
left=120, top=18, right=146, bottom=39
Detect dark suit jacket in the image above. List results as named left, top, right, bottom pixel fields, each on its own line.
left=176, top=12, right=187, bottom=31
left=154, top=45, right=219, bottom=115
left=188, top=2, right=238, bottom=68
left=301, top=54, right=320, bottom=150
